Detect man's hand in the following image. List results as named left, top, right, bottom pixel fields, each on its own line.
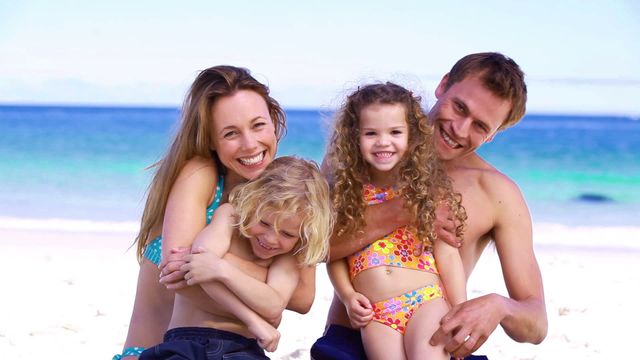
left=430, top=294, right=505, bottom=358
left=344, top=292, right=373, bottom=328
left=434, top=203, right=462, bottom=248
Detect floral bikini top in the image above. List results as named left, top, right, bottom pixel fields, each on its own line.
left=347, top=183, right=438, bottom=280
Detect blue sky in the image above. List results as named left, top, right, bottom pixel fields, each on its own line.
left=1, top=0, right=639, bottom=115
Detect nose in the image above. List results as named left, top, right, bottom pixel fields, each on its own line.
left=375, top=134, right=391, bottom=146
left=240, top=132, right=258, bottom=150
left=263, top=227, right=277, bottom=244
left=451, top=117, right=472, bottom=138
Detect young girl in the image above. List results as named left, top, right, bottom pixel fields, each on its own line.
left=140, top=156, right=333, bottom=359
left=326, top=82, right=467, bottom=359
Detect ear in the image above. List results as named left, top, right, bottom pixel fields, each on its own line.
left=435, top=74, right=450, bottom=99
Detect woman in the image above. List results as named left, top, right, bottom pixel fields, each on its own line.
left=115, top=66, right=315, bottom=360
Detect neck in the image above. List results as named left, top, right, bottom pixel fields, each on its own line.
left=223, top=172, right=247, bottom=198
left=443, top=151, right=486, bottom=170
left=369, top=169, right=398, bottom=188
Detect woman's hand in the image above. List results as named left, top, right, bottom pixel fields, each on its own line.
left=158, top=247, right=190, bottom=289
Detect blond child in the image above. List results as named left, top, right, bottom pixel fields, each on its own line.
left=139, top=156, right=333, bottom=359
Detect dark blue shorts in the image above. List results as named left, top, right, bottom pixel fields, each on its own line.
left=310, top=324, right=488, bottom=360
left=140, top=327, right=269, bottom=360
left=310, top=325, right=366, bottom=360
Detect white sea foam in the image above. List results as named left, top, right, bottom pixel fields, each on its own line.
left=0, top=216, right=138, bottom=233
left=533, top=222, right=640, bottom=250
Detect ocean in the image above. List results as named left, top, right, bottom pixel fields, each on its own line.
left=0, top=105, right=638, bottom=233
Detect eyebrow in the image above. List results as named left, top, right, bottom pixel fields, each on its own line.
left=360, top=125, right=407, bottom=131
left=455, top=98, right=490, bottom=131
left=218, top=116, right=266, bottom=135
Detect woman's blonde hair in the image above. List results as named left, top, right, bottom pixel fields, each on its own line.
left=230, top=156, right=333, bottom=266
left=326, top=82, right=466, bottom=251
left=135, top=65, right=287, bottom=261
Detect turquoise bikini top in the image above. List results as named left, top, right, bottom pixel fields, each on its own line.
left=142, top=175, right=225, bottom=266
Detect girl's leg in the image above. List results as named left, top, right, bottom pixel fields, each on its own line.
left=404, top=297, right=450, bottom=360
left=361, top=321, right=407, bottom=360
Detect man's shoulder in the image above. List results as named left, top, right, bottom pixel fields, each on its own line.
left=452, top=155, right=523, bottom=201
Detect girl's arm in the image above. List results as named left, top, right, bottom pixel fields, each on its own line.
left=327, top=259, right=372, bottom=328
left=433, top=239, right=467, bottom=306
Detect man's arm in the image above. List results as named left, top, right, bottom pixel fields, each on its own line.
left=329, top=197, right=408, bottom=260
left=329, top=197, right=462, bottom=260
left=431, top=175, right=547, bottom=358
left=490, top=177, right=547, bottom=342
left=322, top=155, right=461, bottom=261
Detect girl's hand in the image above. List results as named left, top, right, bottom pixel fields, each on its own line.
left=180, top=247, right=227, bottom=285
left=159, top=247, right=190, bottom=289
left=247, top=318, right=281, bottom=352
left=345, top=292, right=373, bottom=328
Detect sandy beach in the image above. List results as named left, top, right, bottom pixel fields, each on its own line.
left=0, top=222, right=637, bottom=359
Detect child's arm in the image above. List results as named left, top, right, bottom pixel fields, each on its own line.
left=194, top=252, right=300, bottom=325
left=286, top=265, right=316, bottom=314
left=177, top=203, right=282, bottom=350
left=327, top=259, right=373, bottom=328
left=433, top=239, right=467, bottom=306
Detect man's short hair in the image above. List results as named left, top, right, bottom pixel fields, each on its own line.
left=444, top=52, right=527, bottom=130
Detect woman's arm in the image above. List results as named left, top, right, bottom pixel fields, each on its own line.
left=159, top=157, right=218, bottom=271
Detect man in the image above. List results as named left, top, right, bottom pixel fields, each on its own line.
left=311, top=52, right=548, bottom=359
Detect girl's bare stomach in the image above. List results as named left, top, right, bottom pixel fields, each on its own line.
left=352, top=266, right=440, bottom=302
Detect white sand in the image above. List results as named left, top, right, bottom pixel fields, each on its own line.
left=0, top=224, right=637, bottom=359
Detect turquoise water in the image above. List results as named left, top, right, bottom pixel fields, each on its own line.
left=0, top=105, right=638, bottom=226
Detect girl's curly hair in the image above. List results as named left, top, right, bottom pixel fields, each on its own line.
left=326, top=82, right=466, bottom=251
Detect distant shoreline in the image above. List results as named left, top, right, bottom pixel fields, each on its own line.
left=1, top=103, right=638, bottom=119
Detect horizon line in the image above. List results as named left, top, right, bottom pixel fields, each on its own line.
left=0, top=101, right=638, bottom=119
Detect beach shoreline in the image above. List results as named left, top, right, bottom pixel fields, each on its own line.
left=0, top=224, right=637, bottom=359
